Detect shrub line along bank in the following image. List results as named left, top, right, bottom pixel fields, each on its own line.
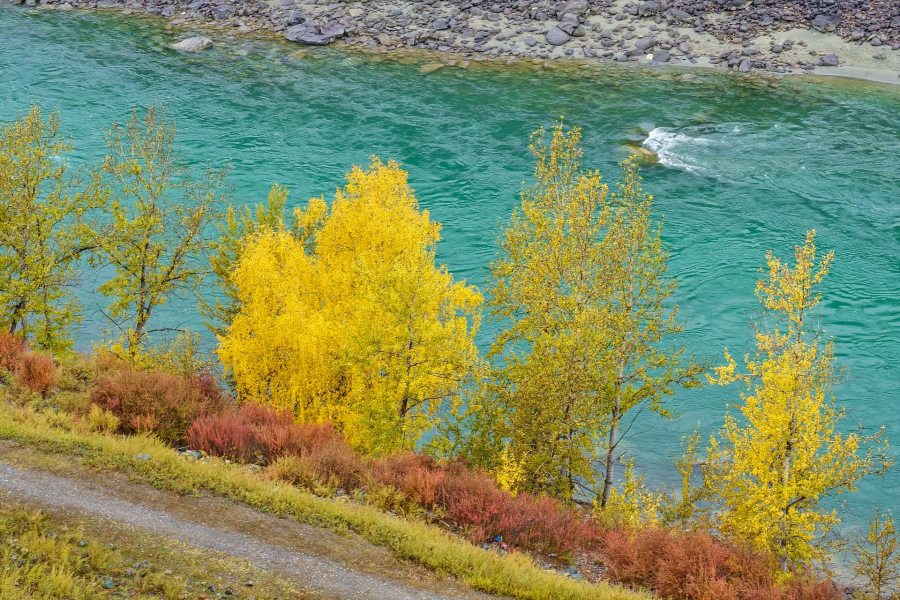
left=0, top=406, right=649, bottom=600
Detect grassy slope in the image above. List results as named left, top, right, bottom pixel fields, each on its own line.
left=0, top=505, right=299, bottom=600
left=0, top=404, right=651, bottom=600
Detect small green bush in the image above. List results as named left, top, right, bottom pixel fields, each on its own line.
left=87, top=404, right=120, bottom=434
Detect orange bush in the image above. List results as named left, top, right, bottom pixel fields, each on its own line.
left=0, top=332, right=26, bottom=373
left=90, top=368, right=226, bottom=445
left=188, top=403, right=355, bottom=470
left=599, top=526, right=843, bottom=600
left=367, top=453, right=593, bottom=554
left=17, top=353, right=58, bottom=398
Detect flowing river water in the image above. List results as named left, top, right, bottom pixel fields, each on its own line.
left=2, top=7, right=900, bottom=544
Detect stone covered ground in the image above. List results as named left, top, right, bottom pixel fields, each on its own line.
left=6, top=0, right=900, bottom=76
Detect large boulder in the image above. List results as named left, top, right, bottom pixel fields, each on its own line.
left=286, top=10, right=305, bottom=26
left=170, top=36, right=214, bottom=51
left=818, top=53, right=840, bottom=67
left=634, top=36, right=656, bottom=51
left=665, top=8, right=692, bottom=21
left=545, top=26, right=571, bottom=46
left=557, top=0, right=588, bottom=17
left=639, top=1, right=659, bottom=16
left=211, top=4, right=234, bottom=20
left=285, top=23, right=346, bottom=45
left=812, top=13, right=841, bottom=33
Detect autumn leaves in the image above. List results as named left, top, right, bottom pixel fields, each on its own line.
left=0, top=104, right=890, bottom=577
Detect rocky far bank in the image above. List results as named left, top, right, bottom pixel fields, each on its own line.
left=5, top=0, right=900, bottom=80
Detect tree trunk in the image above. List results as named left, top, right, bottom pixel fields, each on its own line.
left=8, top=298, right=26, bottom=335
left=601, top=403, right=620, bottom=507
left=779, top=438, right=793, bottom=573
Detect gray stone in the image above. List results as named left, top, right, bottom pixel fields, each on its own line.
left=557, top=21, right=576, bottom=35
left=286, top=10, right=305, bottom=25
left=634, top=36, right=656, bottom=51
left=211, top=4, right=234, bottom=20
left=738, top=58, right=751, bottom=72
left=523, top=35, right=537, bottom=47
left=639, top=1, right=658, bottom=17
left=811, top=12, right=841, bottom=33
left=545, top=26, right=570, bottom=46
left=170, top=36, right=214, bottom=51
left=285, top=23, right=346, bottom=45
left=557, top=0, right=587, bottom=17
left=818, top=53, right=839, bottom=67
left=135, top=453, right=152, bottom=461
left=665, top=8, right=692, bottom=21
left=654, top=49, right=670, bottom=62
left=432, top=17, right=449, bottom=30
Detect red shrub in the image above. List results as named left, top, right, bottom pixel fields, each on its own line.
left=599, top=527, right=843, bottom=600
left=0, top=332, right=26, bottom=373
left=432, top=461, right=593, bottom=555
left=369, top=453, right=446, bottom=507
left=18, top=353, right=58, bottom=398
left=187, top=402, right=359, bottom=484
left=90, top=367, right=226, bottom=445
left=188, top=409, right=255, bottom=462
left=300, top=436, right=362, bottom=489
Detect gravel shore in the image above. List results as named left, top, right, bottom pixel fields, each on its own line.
left=5, top=0, right=900, bottom=82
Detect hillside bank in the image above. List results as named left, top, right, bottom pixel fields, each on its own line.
left=6, top=0, right=900, bottom=84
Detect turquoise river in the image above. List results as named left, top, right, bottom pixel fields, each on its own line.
left=2, top=6, right=900, bottom=544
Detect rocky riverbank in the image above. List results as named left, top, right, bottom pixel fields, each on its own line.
left=5, top=0, right=900, bottom=81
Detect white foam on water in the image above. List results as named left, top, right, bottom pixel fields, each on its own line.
left=642, top=127, right=714, bottom=175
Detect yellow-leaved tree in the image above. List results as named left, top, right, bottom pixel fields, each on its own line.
left=218, top=158, right=482, bottom=454
left=475, top=122, right=617, bottom=501
left=706, top=230, right=892, bottom=572
left=200, top=183, right=291, bottom=338
left=466, top=122, right=698, bottom=505
left=89, top=105, right=229, bottom=361
left=0, top=104, right=105, bottom=352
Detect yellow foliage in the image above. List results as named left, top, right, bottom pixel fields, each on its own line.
left=219, top=158, right=482, bottom=454
left=475, top=122, right=699, bottom=504
left=118, top=330, right=211, bottom=377
left=594, top=458, right=659, bottom=530
left=705, top=231, right=892, bottom=570
left=0, top=104, right=105, bottom=352
left=495, top=446, right=527, bottom=496
left=480, top=122, right=616, bottom=500
left=86, top=404, right=119, bottom=434
left=658, top=431, right=710, bottom=529
left=849, top=509, right=900, bottom=600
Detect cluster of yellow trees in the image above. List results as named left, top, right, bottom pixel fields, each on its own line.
left=0, top=103, right=894, bottom=579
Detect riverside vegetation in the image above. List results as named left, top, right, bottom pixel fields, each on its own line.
left=0, top=102, right=898, bottom=600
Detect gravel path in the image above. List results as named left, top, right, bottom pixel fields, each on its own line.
left=0, top=463, right=485, bottom=600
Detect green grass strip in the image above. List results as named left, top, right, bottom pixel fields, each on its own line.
left=0, top=408, right=651, bottom=600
